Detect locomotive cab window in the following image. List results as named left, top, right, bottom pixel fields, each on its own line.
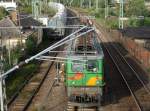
left=77, top=46, right=84, bottom=51
left=72, top=60, right=84, bottom=72
left=77, top=46, right=94, bottom=51
left=86, top=60, right=98, bottom=72
left=87, top=46, right=93, bottom=51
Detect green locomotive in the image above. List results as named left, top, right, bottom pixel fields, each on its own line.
left=65, top=30, right=105, bottom=107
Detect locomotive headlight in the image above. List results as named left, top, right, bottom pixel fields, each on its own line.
left=93, top=68, right=97, bottom=72
left=72, top=81, right=75, bottom=85
left=96, top=81, right=100, bottom=84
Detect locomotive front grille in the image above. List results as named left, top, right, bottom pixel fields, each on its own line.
left=69, top=94, right=101, bottom=103
left=67, top=87, right=102, bottom=103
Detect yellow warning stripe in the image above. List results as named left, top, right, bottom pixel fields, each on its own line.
left=86, top=77, right=102, bottom=86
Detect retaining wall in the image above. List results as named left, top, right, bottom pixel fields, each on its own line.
left=110, top=30, right=150, bottom=68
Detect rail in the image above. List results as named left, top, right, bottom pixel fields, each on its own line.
left=96, top=23, right=150, bottom=111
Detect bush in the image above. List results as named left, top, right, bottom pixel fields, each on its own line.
left=144, top=17, right=150, bottom=26
left=127, top=0, right=149, bottom=17
left=21, top=6, right=32, bottom=13
left=106, top=18, right=118, bottom=29
left=25, top=35, right=37, bottom=56
left=90, top=8, right=105, bottom=18
left=97, top=8, right=105, bottom=18
left=128, top=18, right=142, bottom=27
left=109, top=8, right=117, bottom=16
left=128, top=17, right=150, bottom=27
left=18, top=0, right=32, bottom=14
left=0, top=7, right=8, bottom=19
left=42, top=7, right=56, bottom=17
left=6, top=63, right=38, bottom=99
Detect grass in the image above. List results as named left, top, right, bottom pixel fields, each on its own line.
left=31, top=104, right=46, bottom=111
left=6, top=37, right=54, bottom=100
left=6, top=62, right=39, bottom=99
left=31, top=76, right=42, bottom=82
left=21, top=91, right=32, bottom=100
left=147, top=68, right=150, bottom=73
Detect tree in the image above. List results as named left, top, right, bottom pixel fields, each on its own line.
left=25, top=36, right=37, bottom=55
left=127, top=0, right=149, bottom=17
left=0, top=7, right=8, bottom=20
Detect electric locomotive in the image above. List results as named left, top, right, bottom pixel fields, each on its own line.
left=64, top=27, right=105, bottom=107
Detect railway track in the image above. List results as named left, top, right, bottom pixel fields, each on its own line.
left=18, top=10, right=76, bottom=111
left=67, top=102, right=98, bottom=111
left=8, top=8, right=150, bottom=111
left=8, top=52, right=57, bottom=111
left=95, top=23, right=150, bottom=111
left=26, top=49, right=67, bottom=111
left=7, top=9, right=77, bottom=111
left=68, top=8, right=150, bottom=110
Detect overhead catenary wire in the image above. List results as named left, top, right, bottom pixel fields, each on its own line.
left=48, top=50, right=97, bottom=54
left=36, top=56, right=99, bottom=65
left=24, top=26, right=87, bottom=62
left=0, top=25, right=90, bottom=29
left=35, top=58, right=88, bottom=66
left=0, top=26, right=86, bottom=78
left=37, top=56, right=88, bottom=62
left=25, top=27, right=94, bottom=63
left=0, top=26, right=94, bottom=79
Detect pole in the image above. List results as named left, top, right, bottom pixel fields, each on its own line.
left=96, top=0, right=98, bottom=11
left=89, top=0, right=91, bottom=8
left=0, top=78, right=4, bottom=111
left=18, top=7, right=23, bottom=50
left=55, top=61, right=60, bottom=85
left=0, top=41, right=3, bottom=111
left=80, top=0, right=82, bottom=7
left=0, top=32, right=7, bottom=111
left=121, top=0, right=124, bottom=29
left=0, top=31, right=3, bottom=111
left=119, top=0, right=124, bottom=29
left=8, top=37, right=11, bottom=65
left=105, top=0, right=108, bottom=19
left=3, top=78, right=7, bottom=111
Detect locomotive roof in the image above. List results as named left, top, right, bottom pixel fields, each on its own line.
left=67, top=55, right=104, bottom=60
left=76, top=34, right=93, bottom=47
left=66, top=32, right=104, bottom=59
